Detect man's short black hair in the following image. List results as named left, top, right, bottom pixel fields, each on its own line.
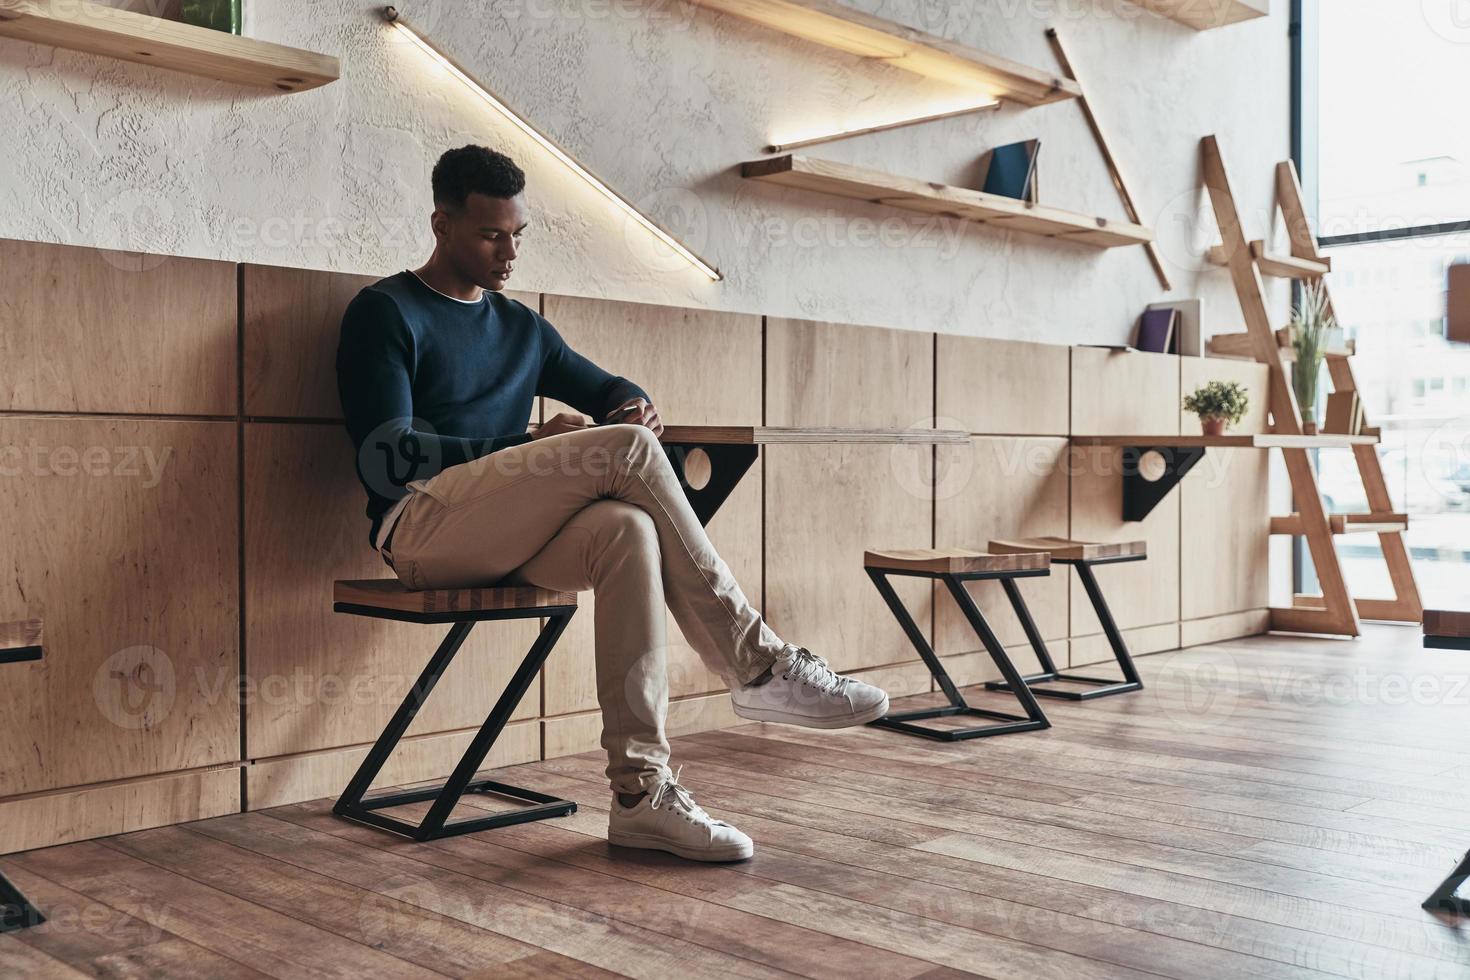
left=431, top=145, right=526, bottom=209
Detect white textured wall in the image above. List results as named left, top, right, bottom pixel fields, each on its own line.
left=0, top=0, right=1292, bottom=343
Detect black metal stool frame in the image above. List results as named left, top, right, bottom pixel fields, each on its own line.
left=985, top=553, right=1146, bottom=701
left=866, top=565, right=1051, bottom=741
left=0, top=870, right=45, bottom=934
left=332, top=600, right=578, bottom=841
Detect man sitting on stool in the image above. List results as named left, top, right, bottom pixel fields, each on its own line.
left=335, top=145, right=889, bottom=863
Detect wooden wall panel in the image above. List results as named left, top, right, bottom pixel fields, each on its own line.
left=538, top=296, right=763, bottom=716
left=936, top=334, right=1070, bottom=435
left=0, top=417, right=238, bottom=796
left=1070, top=347, right=1180, bottom=436
left=242, top=264, right=379, bottom=418
left=245, top=720, right=538, bottom=811
left=242, top=423, right=542, bottom=761
left=0, top=768, right=238, bottom=856
left=934, top=438, right=1070, bottom=676
left=1067, top=446, right=1182, bottom=645
left=542, top=692, right=741, bottom=761
left=1068, top=347, right=1183, bottom=648
left=0, top=238, right=236, bottom=415
left=242, top=262, right=536, bottom=419
left=1180, top=358, right=1271, bottom=623
left=765, top=318, right=933, bottom=674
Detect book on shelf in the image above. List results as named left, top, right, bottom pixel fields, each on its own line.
left=1134, top=307, right=1178, bottom=354
left=1146, top=299, right=1203, bottom=356
left=979, top=140, right=1040, bottom=202
left=1323, top=390, right=1362, bottom=435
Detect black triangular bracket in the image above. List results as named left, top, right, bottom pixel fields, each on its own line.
left=663, top=442, right=760, bottom=527
left=1122, top=445, right=1206, bottom=522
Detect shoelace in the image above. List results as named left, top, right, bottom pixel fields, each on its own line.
left=780, top=646, right=851, bottom=696
left=648, top=765, right=727, bottom=826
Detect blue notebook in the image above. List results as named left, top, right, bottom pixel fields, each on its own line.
left=982, top=140, right=1040, bottom=200
left=1135, top=308, right=1178, bottom=354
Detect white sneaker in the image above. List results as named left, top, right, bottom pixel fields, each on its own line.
left=730, top=645, right=890, bottom=728
left=606, top=766, right=753, bottom=862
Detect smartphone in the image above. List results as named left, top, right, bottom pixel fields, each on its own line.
left=599, top=403, right=643, bottom=426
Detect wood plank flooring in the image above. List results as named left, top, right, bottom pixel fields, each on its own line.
left=3, top=624, right=1468, bottom=978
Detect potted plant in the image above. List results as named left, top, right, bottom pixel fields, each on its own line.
left=1183, top=380, right=1249, bottom=436
left=1289, top=280, right=1335, bottom=429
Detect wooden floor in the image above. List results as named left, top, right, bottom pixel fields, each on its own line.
left=4, top=624, right=1469, bottom=978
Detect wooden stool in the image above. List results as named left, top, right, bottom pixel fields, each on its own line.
left=985, top=537, right=1147, bottom=700
left=1424, top=610, right=1470, bottom=651
left=863, top=549, right=1052, bottom=740
left=331, top=580, right=578, bottom=841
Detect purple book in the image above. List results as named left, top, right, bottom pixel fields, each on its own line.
left=1135, top=308, right=1177, bottom=354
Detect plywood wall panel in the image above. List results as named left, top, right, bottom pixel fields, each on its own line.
left=0, top=417, right=238, bottom=796
left=0, top=768, right=238, bottom=856
left=934, top=438, right=1070, bottom=657
left=245, top=720, right=539, bottom=811
left=242, top=423, right=543, bottom=760
left=242, top=264, right=380, bottom=418
left=1070, top=347, right=1180, bottom=437
left=0, top=239, right=235, bottom=415
left=539, top=296, right=764, bottom=715
left=1068, top=445, right=1182, bottom=640
left=936, top=334, right=1069, bottom=436
left=765, top=318, right=933, bottom=673
left=243, top=262, right=536, bottom=419
left=1181, top=358, right=1271, bottom=621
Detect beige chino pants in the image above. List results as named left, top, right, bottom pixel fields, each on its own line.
left=381, top=423, right=785, bottom=793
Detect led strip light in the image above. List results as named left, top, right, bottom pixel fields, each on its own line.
left=383, top=6, right=721, bottom=281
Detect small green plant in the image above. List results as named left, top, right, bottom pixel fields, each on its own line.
left=1183, top=380, right=1250, bottom=425
left=1289, top=280, right=1336, bottom=424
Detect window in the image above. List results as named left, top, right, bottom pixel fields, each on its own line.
left=1318, top=2, right=1470, bottom=238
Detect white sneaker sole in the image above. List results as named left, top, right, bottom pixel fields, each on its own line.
left=607, top=829, right=754, bottom=862
left=729, top=694, right=890, bottom=729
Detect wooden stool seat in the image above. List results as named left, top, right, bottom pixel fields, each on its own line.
left=863, top=548, right=1049, bottom=576
left=982, top=536, right=1146, bottom=702
left=329, top=578, right=578, bottom=841
left=1425, top=610, right=1470, bottom=650
left=334, top=579, right=576, bottom=619
left=862, top=547, right=1052, bottom=741
left=988, top=536, right=1145, bottom=564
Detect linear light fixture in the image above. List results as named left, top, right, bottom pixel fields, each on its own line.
left=766, top=99, right=1002, bottom=154
left=382, top=6, right=721, bottom=281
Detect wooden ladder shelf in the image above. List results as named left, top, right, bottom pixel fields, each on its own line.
left=1200, top=136, right=1422, bottom=637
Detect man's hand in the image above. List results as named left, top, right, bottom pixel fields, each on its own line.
left=605, top=397, right=663, bottom=437
left=532, top=412, right=592, bottom=439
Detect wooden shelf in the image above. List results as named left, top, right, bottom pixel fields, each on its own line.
left=660, top=425, right=970, bottom=445
left=743, top=155, right=1153, bottom=248
left=1123, top=0, right=1269, bottom=31
left=0, top=0, right=339, bottom=92
left=1271, top=512, right=1409, bottom=536
left=1073, top=433, right=1379, bottom=449
left=685, top=0, right=1079, bottom=106
left=1207, top=240, right=1329, bottom=279
left=1207, top=328, right=1355, bottom=362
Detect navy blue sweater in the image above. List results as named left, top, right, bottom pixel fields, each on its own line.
left=336, top=271, right=649, bottom=546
